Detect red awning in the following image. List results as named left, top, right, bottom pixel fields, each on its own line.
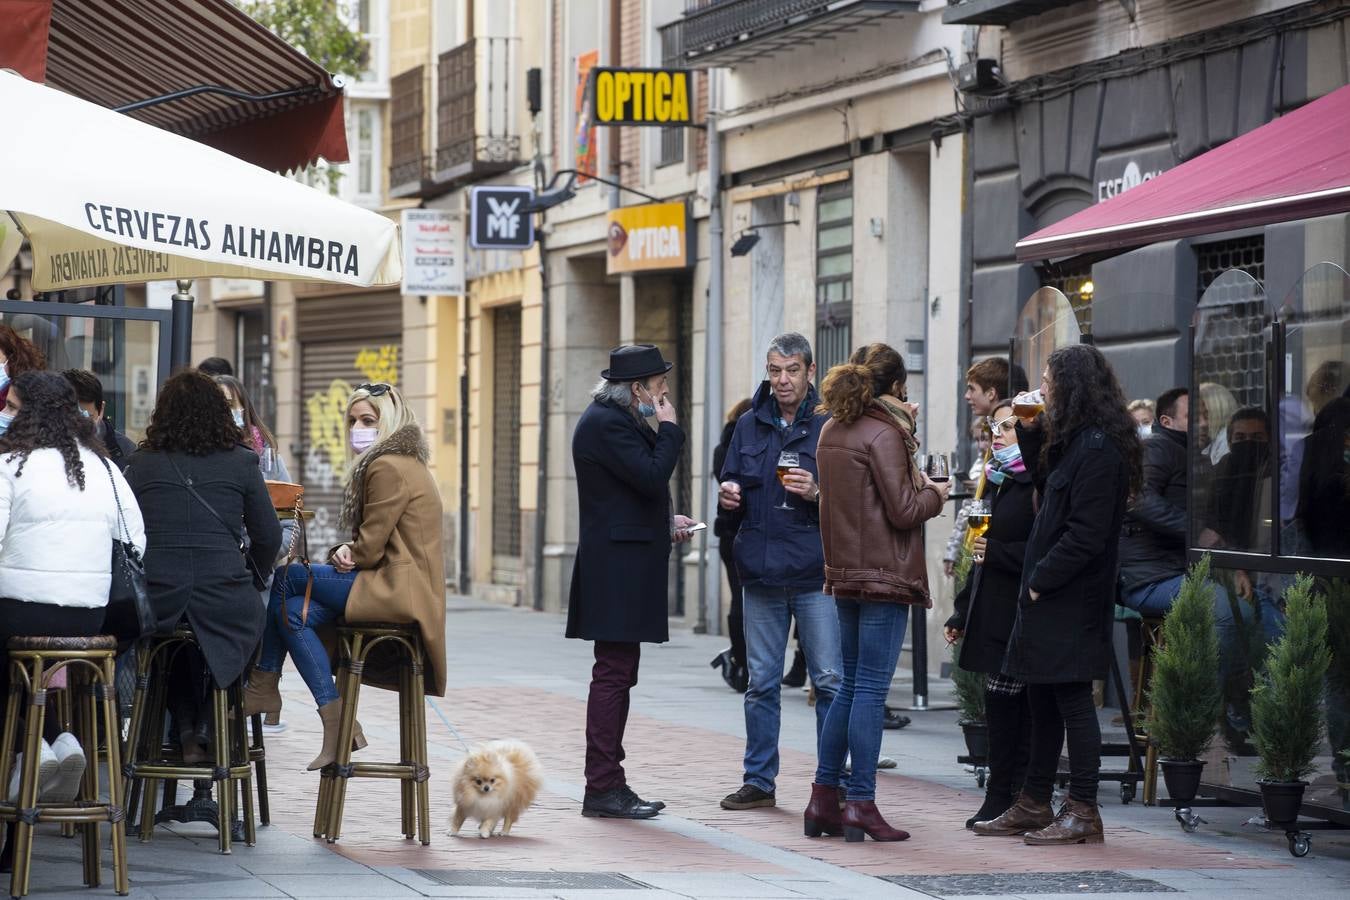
left=1016, top=83, right=1350, bottom=262
left=0, top=0, right=349, bottom=173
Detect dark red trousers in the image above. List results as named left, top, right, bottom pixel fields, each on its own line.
left=584, top=640, right=641, bottom=793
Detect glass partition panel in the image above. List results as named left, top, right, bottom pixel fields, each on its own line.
left=1279, top=263, right=1350, bottom=560
left=2, top=310, right=165, bottom=444
left=1014, top=286, right=1080, bottom=385
left=1192, top=270, right=1275, bottom=554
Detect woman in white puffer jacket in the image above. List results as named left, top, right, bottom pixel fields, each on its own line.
left=0, top=371, right=144, bottom=858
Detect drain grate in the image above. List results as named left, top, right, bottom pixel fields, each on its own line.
left=414, top=870, right=651, bottom=890
left=882, top=871, right=1178, bottom=895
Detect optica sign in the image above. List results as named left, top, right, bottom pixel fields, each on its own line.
left=606, top=202, right=690, bottom=275
left=590, top=68, right=692, bottom=126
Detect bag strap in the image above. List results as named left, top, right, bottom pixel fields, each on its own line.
left=165, top=452, right=265, bottom=583
left=280, top=493, right=314, bottom=633
left=99, top=455, right=133, bottom=546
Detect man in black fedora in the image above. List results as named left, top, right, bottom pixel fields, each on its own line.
left=568, top=343, right=695, bottom=819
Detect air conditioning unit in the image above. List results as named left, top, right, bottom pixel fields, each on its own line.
left=957, top=58, right=1005, bottom=95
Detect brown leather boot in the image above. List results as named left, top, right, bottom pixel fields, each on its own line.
left=1023, top=798, right=1104, bottom=845
left=803, top=783, right=844, bottom=837
left=841, top=800, right=910, bottom=842
left=972, top=793, right=1054, bottom=836
left=242, top=670, right=282, bottom=717
left=308, top=700, right=345, bottom=771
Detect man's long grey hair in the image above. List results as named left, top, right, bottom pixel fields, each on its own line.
left=592, top=378, right=635, bottom=407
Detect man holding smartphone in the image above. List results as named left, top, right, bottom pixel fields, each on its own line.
left=716, top=333, right=840, bottom=811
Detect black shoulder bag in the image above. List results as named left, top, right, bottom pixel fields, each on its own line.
left=101, top=457, right=155, bottom=641
left=165, top=453, right=267, bottom=589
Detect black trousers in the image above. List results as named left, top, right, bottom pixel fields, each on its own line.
left=720, top=541, right=746, bottom=666
left=1022, top=681, right=1101, bottom=804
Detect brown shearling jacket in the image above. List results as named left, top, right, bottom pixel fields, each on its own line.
left=817, top=405, right=944, bottom=606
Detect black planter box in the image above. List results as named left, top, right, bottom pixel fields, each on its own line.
left=1258, top=780, right=1307, bottom=825
left=961, top=720, right=989, bottom=760
left=1159, top=758, right=1205, bottom=803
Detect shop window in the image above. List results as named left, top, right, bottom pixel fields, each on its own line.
left=1038, top=265, right=1093, bottom=335
left=1195, top=236, right=1268, bottom=412
left=491, top=306, right=522, bottom=564
left=815, top=182, right=852, bottom=377
left=657, top=28, right=685, bottom=168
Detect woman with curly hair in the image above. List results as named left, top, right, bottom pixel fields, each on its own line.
left=974, top=343, right=1140, bottom=846
left=243, top=382, right=445, bottom=771
left=124, top=371, right=281, bottom=762
left=0, top=372, right=144, bottom=831
left=0, top=325, right=46, bottom=413
left=806, top=344, right=948, bottom=843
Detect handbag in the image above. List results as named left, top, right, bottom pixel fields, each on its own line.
left=165, top=453, right=267, bottom=588
left=100, top=457, right=154, bottom=642
left=265, top=479, right=304, bottom=513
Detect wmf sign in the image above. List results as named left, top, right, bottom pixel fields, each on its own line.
left=470, top=186, right=535, bottom=250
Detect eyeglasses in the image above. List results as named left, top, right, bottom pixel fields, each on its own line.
left=355, top=383, right=392, bottom=397
left=990, top=414, right=1018, bottom=433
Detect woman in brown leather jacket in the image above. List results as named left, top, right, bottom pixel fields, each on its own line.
left=804, top=343, right=948, bottom=842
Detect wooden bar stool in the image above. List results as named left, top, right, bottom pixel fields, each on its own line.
left=313, top=622, right=429, bottom=845
left=0, top=635, right=129, bottom=898
left=121, top=628, right=255, bottom=854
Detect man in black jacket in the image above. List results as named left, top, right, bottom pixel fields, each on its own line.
left=63, top=369, right=137, bottom=470
left=1119, top=387, right=1230, bottom=614
left=568, top=344, right=694, bottom=820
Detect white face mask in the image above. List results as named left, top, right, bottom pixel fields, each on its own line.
left=232, top=409, right=246, bottom=428
left=350, top=426, right=379, bottom=454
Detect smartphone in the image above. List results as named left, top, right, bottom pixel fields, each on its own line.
left=685, top=522, right=708, bottom=533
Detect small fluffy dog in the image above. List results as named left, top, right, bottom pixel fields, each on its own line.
left=449, top=740, right=542, bottom=838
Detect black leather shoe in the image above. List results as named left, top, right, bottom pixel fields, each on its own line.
left=582, top=788, right=659, bottom=819
left=620, top=784, right=665, bottom=811
left=883, top=707, right=911, bottom=730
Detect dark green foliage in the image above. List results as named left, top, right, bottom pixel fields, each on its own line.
left=236, top=0, right=369, bottom=76
left=951, top=638, right=985, bottom=724
left=1251, top=574, right=1332, bottom=783
left=1147, top=555, right=1222, bottom=760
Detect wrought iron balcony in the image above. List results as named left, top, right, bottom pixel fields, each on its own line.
left=389, top=65, right=431, bottom=197
left=942, top=0, right=1082, bottom=26
left=661, top=0, right=918, bottom=68
left=435, top=37, right=522, bottom=184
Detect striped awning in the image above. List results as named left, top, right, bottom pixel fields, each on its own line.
left=0, top=0, right=349, bottom=173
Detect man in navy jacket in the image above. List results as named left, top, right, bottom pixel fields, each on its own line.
left=716, top=333, right=841, bottom=811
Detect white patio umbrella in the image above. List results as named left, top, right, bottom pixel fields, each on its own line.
left=0, top=69, right=401, bottom=291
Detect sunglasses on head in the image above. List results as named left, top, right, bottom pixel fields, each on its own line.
left=356, top=383, right=392, bottom=397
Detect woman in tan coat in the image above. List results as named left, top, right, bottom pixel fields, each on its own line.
left=804, top=344, right=948, bottom=843
left=244, top=382, right=445, bottom=770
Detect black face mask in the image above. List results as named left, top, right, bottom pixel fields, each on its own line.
left=1228, top=440, right=1270, bottom=472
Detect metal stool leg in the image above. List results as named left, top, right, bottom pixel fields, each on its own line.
left=11, top=660, right=49, bottom=899
left=250, top=713, right=270, bottom=825
left=233, top=689, right=256, bottom=846
left=323, top=633, right=365, bottom=844
left=212, top=688, right=232, bottom=854
left=76, top=671, right=101, bottom=887
left=398, top=662, right=413, bottom=839
left=410, top=654, right=431, bottom=846
left=101, top=656, right=130, bottom=896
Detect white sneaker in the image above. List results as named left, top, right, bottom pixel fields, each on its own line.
left=42, top=732, right=87, bottom=803
left=8, top=739, right=58, bottom=801
left=261, top=720, right=288, bottom=735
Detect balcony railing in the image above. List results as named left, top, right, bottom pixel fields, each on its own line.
left=941, top=0, right=1081, bottom=26
left=435, top=37, right=521, bottom=184
left=661, top=0, right=918, bottom=67
left=389, top=65, right=430, bottom=196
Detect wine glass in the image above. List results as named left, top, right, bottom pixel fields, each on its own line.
left=923, top=452, right=951, bottom=484
left=775, top=450, right=799, bottom=510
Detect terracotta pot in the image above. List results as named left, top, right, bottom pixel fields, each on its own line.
left=1159, top=758, right=1205, bottom=803
left=1258, top=779, right=1307, bottom=825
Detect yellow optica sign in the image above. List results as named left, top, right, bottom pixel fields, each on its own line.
left=591, top=68, right=692, bottom=126
left=606, top=202, right=690, bottom=275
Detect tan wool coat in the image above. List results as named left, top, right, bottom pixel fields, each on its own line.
left=326, top=426, right=447, bottom=697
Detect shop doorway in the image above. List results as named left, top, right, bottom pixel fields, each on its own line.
left=491, top=305, right=523, bottom=586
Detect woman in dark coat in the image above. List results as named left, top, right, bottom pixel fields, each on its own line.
left=974, top=344, right=1139, bottom=847
left=945, top=399, right=1036, bottom=829
left=124, top=371, right=281, bottom=762
left=710, top=397, right=752, bottom=692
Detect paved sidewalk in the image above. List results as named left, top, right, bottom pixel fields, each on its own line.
left=20, top=595, right=1350, bottom=898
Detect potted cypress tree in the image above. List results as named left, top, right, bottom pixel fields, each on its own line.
left=951, top=638, right=988, bottom=761
left=1148, top=556, right=1222, bottom=805
left=1250, top=574, right=1332, bottom=825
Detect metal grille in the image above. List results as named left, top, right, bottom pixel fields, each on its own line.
left=436, top=37, right=522, bottom=173
left=816, top=180, right=853, bottom=375
left=658, top=29, right=685, bottom=168
left=414, top=870, right=651, bottom=889
left=1039, top=264, right=1093, bottom=335
left=1195, top=236, right=1267, bottom=410
left=883, top=871, right=1177, bottom=895
left=389, top=66, right=428, bottom=191
left=491, top=306, right=522, bottom=559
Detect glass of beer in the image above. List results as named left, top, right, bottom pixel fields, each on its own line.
left=776, top=450, right=799, bottom=510
left=1012, top=389, right=1045, bottom=420
left=964, top=498, right=991, bottom=560
left=923, top=452, right=951, bottom=483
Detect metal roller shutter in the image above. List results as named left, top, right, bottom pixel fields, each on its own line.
left=491, top=306, right=522, bottom=578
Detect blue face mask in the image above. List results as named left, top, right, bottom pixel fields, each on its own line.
left=0, top=412, right=12, bottom=436
left=0, top=363, right=9, bottom=393
left=636, top=386, right=657, bottom=418
left=992, top=443, right=1022, bottom=466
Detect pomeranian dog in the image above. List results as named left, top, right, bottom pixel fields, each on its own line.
left=449, top=740, right=543, bottom=838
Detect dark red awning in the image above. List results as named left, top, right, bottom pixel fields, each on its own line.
left=0, top=0, right=348, bottom=173
left=1016, top=83, right=1350, bottom=262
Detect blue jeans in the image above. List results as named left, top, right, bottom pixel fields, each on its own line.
left=741, top=585, right=842, bottom=793
left=256, top=563, right=357, bottom=707
left=814, top=599, right=908, bottom=801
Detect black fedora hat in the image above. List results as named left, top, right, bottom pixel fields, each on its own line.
left=601, top=344, right=674, bottom=381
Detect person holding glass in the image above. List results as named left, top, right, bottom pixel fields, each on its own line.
left=243, top=382, right=446, bottom=771
left=975, top=345, right=1140, bottom=846
left=944, top=399, right=1037, bottom=830
left=808, top=343, right=948, bottom=842
left=717, top=333, right=841, bottom=813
